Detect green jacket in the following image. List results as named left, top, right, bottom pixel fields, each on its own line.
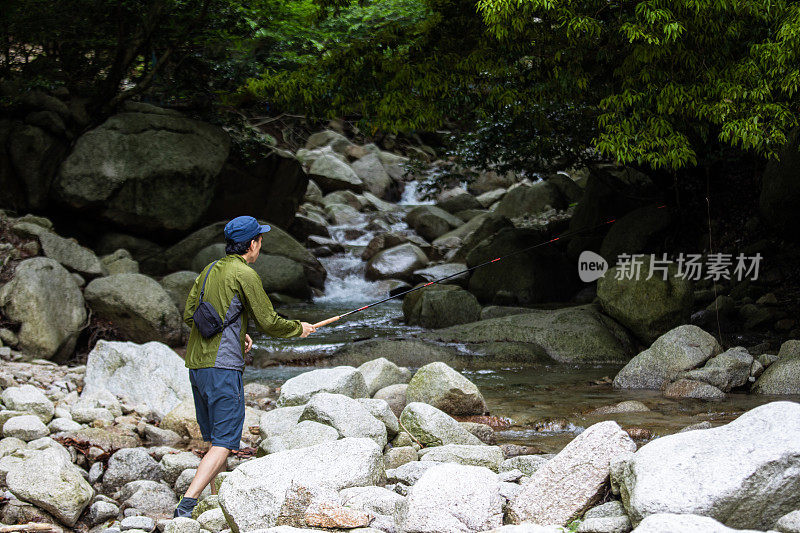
left=183, top=254, right=303, bottom=370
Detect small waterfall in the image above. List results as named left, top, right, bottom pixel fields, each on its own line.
left=399, top=179, right=435, bottom=206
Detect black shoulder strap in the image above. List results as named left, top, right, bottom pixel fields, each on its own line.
left=199, top=260, right=220, bottom=302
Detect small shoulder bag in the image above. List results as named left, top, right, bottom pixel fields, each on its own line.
left=192, top=260, right=226, bottom=338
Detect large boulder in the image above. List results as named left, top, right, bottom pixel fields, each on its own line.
left=466, top=227, right=576, bottom=305
left=399, top=402, right=483, bottom=446
left=37, top=230, right=106, bottom=277
left=613, top=401, right=800, bottom=529
left=54, top=104, right=230, bottom=232
left=599, top=204, right=671, bottom=266
left=613, top=325, right=722, bottom=390
left=402, top=284, right=481, bottom=329
left=85, top=273, right=183, bottom=345
left=160, top=271, right=199, bottom=315
left=305, top=130, right=354, bottom=153
left=564, top=164, right=659, bottom=258
left=752, top=341, right=800, bottom=394
left=495, top=181, right=565, bottom=218
left=597, top=255, right=694, bottom=345
left=202, top=149, right=308, bottom=232
left=350, top=153, right=395, bottom=199
left=425, top=304, right=637, bottom=364
left=406, top=205, right=464, bottom=242
left=103, top=447, right=164, bottom=492
left=309, top=154, right=363, bottom=193
left=161, top=398, right=203, bottom=440
left=259, top=406, right=306, bottom=440
left=679, top=346, right=754, bottom=392
left=299, top=392, right=387, bottom=448
left=405, top=362, right=486, bottom=416
left=366, top=243, right=429, bottom=282
left=759, top=127, right=800, bottom=238
left=276, top=366, right=369, bottom=407
left=0, top=257, right=86, bottom=361
left=118, top=479, right=178, bottom=518
left=356, top=358, right=411, bottom=396
left=165, top=221, right=326, bottom=289
left=436, top=188, right=482, bottom=214
left=508, top=421, right=636, bottom=526
left=218, top=437, right=384, bottom=532
left=411, top=263, right=470, bottom=288
left=82, top=340, right=192, bottom=418
left=398, top=464, right=503, bottom=533
left=258, top=420, right=340, bottom=455
left=420, top=444, right=504, bottom=472
left=6, top=448, right=94, bottom=527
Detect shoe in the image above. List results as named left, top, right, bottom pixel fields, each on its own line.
left=173, top=497, right=198, bottom=518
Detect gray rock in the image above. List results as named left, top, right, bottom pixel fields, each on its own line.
left=71, top=406, right=115, bottom=424
left=631, top=513, right=763, bottom=532
left=121, top=515, right=156, bottom=531
left=144, top=424, right=182, bottom=446
left=402, top=284, right=482, bottom=329
left=597, top=256, right=693, bottom=345
left=1, top=384, right=55, bottom=423
left=663, top=378, right=726, bottom=400
left=339, top=485, right=404, bottom=516
left=357, top=358, right=411, bottom=396
left=776, top=510, right=800, bottom=533
left=366, top=243, right=430, bottom=282
left=277, top=366, right=369, bottom=407
left=104, top=448, right=164, bottom=492
left=102, top=249, right=140, bottom=275
left=586, top=401, right=650, bottom=416
left=83, top=340, right=192, bottom=418
left=160, top=271, right=199, bottom=315
left=0, top=257, right=86, bottom=361
left=500, top=455, right=549, bottom=477
left=305, top=130, right=354, bottom=153
left=386, top=461, right=440, bottom=486
left=384, top=446, right=417, bottom=470
left=420, top=444, right=504, bottom=471
left=508, top=421, right=636, bottom=526
left=218, top=437, right=384, bottom=531
left=90, top=500, right=120, bottom=525
left=259, top=406, right=306, bottom=439
left=680, top=346, right=753, bottom=392
left=351, top=153, right=394, bottom=199
left=49, top=417, right=83, bottom=433
left=405, top=205, right=463, bottom=242
left=160, top=451, right=201, bottom=485
left=89, top=461, right=104, bottom=483
left=196, top=508, right=226, bottom=533
left=461, top=421, right=496, bottom=445
left=54, top=108, right=230, bottom=232
left=38, top=230, right=106, bottom=277
left=164, top=517, right=202, bottom=533
left=6, top=447, right=94, bottom=526
left=753, top=344, right=800, bottom=395
left=598, top=204, right=671, bottom=267
left=299, top=392, right=387, bottom=448
left=258, top=420, right=339, bottom=455
left=437, top=189, right=482, bottom=214
left=613, top=325, right=722, bottom=390
left=495, top=181, right=564, bottom=218
left=613, top=401, right=800, bottom=529
left=405, top=362, right=486, bottom=416
left=84, top=274, right=183, bottom=346
left=356, top=398, right=399, bottom=438
left=3, top=415, right=49, bottom=441
left=399, top=402, right=482, bottom=447
left=309, top=154, right=363, bottom=193
left=118, top=480, right=178, bottom=518
left=576, top=515, right=631, bottom=533
left=373, top=384, right=408, bottom=418
left=425, top=304, right=637, bottom=365
left=397, top=463, right=503, bottom=533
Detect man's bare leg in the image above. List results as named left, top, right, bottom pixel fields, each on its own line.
left=184, top=445, right=231, bottom=499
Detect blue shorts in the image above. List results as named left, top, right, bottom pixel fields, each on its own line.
left=189, top=368, right=245, bottom=451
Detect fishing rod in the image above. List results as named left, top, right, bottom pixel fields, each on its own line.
left=311, top=204, right=668, bottom=329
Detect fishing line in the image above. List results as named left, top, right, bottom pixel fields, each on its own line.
left=311, top=204, right=668, bottom=329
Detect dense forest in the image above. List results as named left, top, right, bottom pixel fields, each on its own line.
left=3, top=0, right=798, bottom=175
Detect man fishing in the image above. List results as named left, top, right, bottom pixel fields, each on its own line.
left=174, top=215, right=316, bottom=518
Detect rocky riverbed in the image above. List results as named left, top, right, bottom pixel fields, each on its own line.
left=2, top=105, right=800, bottom=532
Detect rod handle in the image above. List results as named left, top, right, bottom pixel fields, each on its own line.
left=312, top=315, right=341, bottom=329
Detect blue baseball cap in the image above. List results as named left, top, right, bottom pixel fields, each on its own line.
left=224, top=216, right=271, bottom=243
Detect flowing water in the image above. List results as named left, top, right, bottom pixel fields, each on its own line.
left=246, top=181, right=799, bottom=452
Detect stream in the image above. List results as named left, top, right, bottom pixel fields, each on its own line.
left=245, top=181, right=798, bottom=453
